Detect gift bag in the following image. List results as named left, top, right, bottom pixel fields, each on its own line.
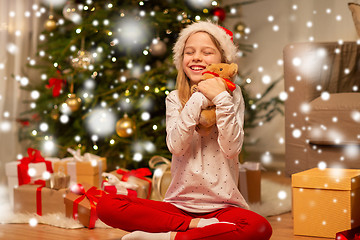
left=238, top=162, right=261, bottom=203
left=149, top=155, right=172, bottom=201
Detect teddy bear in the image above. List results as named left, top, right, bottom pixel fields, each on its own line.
left=191, top=63, right=238, bottom=136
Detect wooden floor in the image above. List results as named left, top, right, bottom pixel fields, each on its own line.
left=0, top=171, right=333, bottom=240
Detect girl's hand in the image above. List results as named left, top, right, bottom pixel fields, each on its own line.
left=197, top=77, right=226, bottom=100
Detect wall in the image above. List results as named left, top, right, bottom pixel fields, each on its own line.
left=224, top=0, right=358, bottom=158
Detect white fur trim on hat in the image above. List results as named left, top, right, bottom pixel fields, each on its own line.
left=173, top=21, right=238, bottom=70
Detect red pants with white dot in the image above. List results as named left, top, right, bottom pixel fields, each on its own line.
left=97, top=194, right=272, bottom=240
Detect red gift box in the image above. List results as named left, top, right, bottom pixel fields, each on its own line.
left=336, top=226, right=360, bottom=240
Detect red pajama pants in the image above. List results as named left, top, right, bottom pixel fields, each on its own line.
left=96, top=194, right=272, bottom=240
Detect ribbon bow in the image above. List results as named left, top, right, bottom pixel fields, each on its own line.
left=202, top=71, right=236, bottom=92
left=46, top=71, right=66, bottom=97
left=67, top=148, right=100, bottom=163
left=116, top=168, right=152, bottom=199
left=116, top=168, right=152, bottom=182
left=17, top=148, right=53, bottom=186
left=71, top=184, right=105, bottom=229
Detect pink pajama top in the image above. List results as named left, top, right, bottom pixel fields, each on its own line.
left=163, top=87, right=249, bottom=213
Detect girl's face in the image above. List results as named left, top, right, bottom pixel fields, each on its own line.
left=182, top=32, right=222, bottom=86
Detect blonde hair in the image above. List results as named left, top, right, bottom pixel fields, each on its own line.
left=175, top=31, right=227, bottom=107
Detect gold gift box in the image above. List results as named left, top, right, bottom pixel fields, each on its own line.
left=13, top=184, right=69, bottom=215
left=292, top=168, right=360, bottom=238
left=53, top=157, right=107, bottom=188
left=64, top=183, right=103, bottom=228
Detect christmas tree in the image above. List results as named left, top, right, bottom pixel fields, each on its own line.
left=19, top=0, right=282, bottom=170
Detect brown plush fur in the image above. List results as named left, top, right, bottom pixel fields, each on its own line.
left=191, top=63, right=238, bottom=136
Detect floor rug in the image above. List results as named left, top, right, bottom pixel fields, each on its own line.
left=249, top=178, right=292, bottom=217
left=0, top=179, right=291, bottom=229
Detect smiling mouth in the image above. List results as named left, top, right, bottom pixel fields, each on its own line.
left=190, top=66, right=205, bottom=71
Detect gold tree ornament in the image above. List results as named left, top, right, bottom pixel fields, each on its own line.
left=234, top=22, right=246, bottom=36
left=65, top=93, right=82, bottom=112
left=116, top=114, right=136, bottom=138
left=44, top=15, right=57, bottom=31
left=149, top=38, right=167, bottom=57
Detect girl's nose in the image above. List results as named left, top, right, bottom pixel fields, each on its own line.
left=193, top=52, right=202, bottom=62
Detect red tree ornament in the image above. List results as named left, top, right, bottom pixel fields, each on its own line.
left=213, top=7, right=226, bottom=22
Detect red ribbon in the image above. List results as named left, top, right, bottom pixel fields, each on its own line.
left=33, top=180, right=46, bottom=216
left=116, top=168, right=152, bottom=199
left=46, top=72, right=66, bottom=97
left=17, top=148, right=54, bottom=186
left=71, top=184, right=105, bottom=229
left=202, top=71, right=236, bottom=92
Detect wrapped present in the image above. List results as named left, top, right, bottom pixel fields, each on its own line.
left=336, top=226, right=360, bottom=240
left=149, top=156, right=172, bottom=201
left=292, top=168, right=360, bottom=238
left=64, top=183, right=106, bottom=228
left=110, top=168, right=152, bottom=199
left=53, top=148, right=107, bottom=188
left=13, top=180, right=69, bottom=215
left=238, top=162, right=261, bottom=203
left=5, top=148, right=55, bottom=205
left=45, top=170, right=70, bottom=190
left=101, top=172, right=138, bottom=197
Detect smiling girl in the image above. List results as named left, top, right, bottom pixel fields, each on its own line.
left=96, top=21, right=272, bottom=240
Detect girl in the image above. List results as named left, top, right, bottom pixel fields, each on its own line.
left=96, top=21, right=272, bottom=240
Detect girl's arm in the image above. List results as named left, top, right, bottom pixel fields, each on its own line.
left=212, top=86, right=245, bottom=159
left=165, top=91, right=211, bottom=156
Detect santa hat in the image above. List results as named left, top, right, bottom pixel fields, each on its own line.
left=173, top=21, right=238, bottom=70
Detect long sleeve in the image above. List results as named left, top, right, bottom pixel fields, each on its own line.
left=212, top=86, right=245, bottom=159
left=165, top=91, right=210, bottom=156
left=164, top=88, right=249, bottom=213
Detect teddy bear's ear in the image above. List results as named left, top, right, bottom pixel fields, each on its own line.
left=229, top=63, right=238, bottom=76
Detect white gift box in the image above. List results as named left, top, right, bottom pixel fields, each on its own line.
left=5, top=157, right=58, bottom=207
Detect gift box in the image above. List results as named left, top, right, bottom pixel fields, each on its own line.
left=336, top=226, right=360, bottom=240
left=13, top=180, right=69, bottom=215
left=53, top=148, right=107, bottom=188
left=292, top=168, right=360, bottom=238
left=149, top=156, right=172, bottom=201
left=101, top=172, right=138, bottom=197
left=5, top=148, right=55, bottom=206
left=64, top=183, right=106, bottom=228
left=110, top=168, right=152, bottom=199
left=45, top=171, right=70, bottom=190
left=238, top=162, right=261, bottom=203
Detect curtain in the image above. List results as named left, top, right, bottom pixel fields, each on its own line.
left=0, top=0, right=41, bottom=184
